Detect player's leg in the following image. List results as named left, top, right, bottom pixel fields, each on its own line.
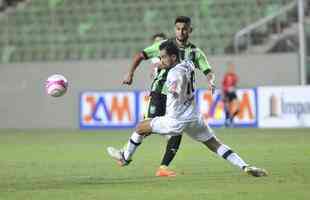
left=151, top=115, right=185, bottom=175
left=123, top=120, right=153, bottom=160
left=157, top=113, right=182, bottom=176
left=160, top=134, right=182, bottom=167
left=186, top=116, right=267, bottom=177
left=147, top=92, right=180, bottom=177
left=156, top=135, right=182, bottom=177
left=107, top=120, right=152, bottom=166
left=203, top=137, right=267, bottom=177
left=107, top=115, right=183, bottom=167
left=203, top=136, right=249, bottom=170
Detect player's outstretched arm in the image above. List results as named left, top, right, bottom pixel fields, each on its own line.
left=122, top=52, right=145, bottom=85
left=123, top=40, right=163, bottom=85
left=195, top=48, right=215, bottom=94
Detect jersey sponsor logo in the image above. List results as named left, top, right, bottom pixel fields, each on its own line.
left=149, top=105, right=156, bottom=115
left=80, top=92, right=138, bottom=129
left=197, top=89, right=257, bottom=127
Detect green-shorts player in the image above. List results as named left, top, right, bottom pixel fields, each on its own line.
left=122, top=16, right=215, bottom=177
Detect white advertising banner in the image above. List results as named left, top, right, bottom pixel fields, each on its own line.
left=257, top=86, right=310, bottom=128
left=197, top=89, right=257, bottom=127
left=80, top=91, right=138, bottom=129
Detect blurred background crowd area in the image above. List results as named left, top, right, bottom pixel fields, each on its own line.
left=0, top=0, right=309, bottom=63
left=0, top=0, right=25, bottom=11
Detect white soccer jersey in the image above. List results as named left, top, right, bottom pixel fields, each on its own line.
left=150, top=60, right=214, bottom=141
left=165, top=60, right=197, bottom=120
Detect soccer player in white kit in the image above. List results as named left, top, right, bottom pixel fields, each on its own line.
left=107, top=41, right=268, bottom=177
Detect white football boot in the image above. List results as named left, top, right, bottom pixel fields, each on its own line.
left=107, top=147, right=131, bottom=167
left=244, top=166, right=268, bottom=177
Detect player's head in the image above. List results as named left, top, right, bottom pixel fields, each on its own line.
left=152, top=33, right=167, bottom=43
left=174, top=16, right=192, bottom=43
left=159, top=40, right=179, bottom=68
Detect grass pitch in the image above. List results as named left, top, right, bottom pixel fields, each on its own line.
left=0, top=128, right=309, bottom=200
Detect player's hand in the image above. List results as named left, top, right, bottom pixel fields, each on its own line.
left=122, top=73, right=133, bottom=85
left=206, top=72, right=215, bottom=95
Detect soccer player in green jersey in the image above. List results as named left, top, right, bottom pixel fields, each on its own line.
left=122, top=16, right=215, bottom=177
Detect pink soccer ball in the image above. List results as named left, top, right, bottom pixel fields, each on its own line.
left=45, top=74, right=68, bottom=97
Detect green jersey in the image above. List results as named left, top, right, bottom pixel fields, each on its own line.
left=143, top=38, right=212, bottom=94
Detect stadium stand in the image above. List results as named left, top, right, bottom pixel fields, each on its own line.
left=0, top=0, right=295, bottom=63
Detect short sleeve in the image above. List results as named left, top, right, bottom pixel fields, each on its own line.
left=195, top=48, right=212, bottom=74
left=142, top=39, right=166, bottom=59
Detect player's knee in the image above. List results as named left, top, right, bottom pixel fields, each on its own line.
left=203, top=137, right=221, bottom=153
left=135, top=124, right=146, bottom=135
left=135, top=121, right=152, bottom=136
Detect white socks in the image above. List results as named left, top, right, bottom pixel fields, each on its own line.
left=123, top=132, right=143, bottom=161
left=217, top=144, right=248, bottom=169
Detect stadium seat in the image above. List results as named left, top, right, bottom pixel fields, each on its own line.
left=0, top=0, right=291, bottom=63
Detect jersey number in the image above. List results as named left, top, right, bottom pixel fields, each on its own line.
left=187, top=71, right=195, bottom=95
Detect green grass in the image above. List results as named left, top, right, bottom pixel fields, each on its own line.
left=0, top=128, right=309, bottom=200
